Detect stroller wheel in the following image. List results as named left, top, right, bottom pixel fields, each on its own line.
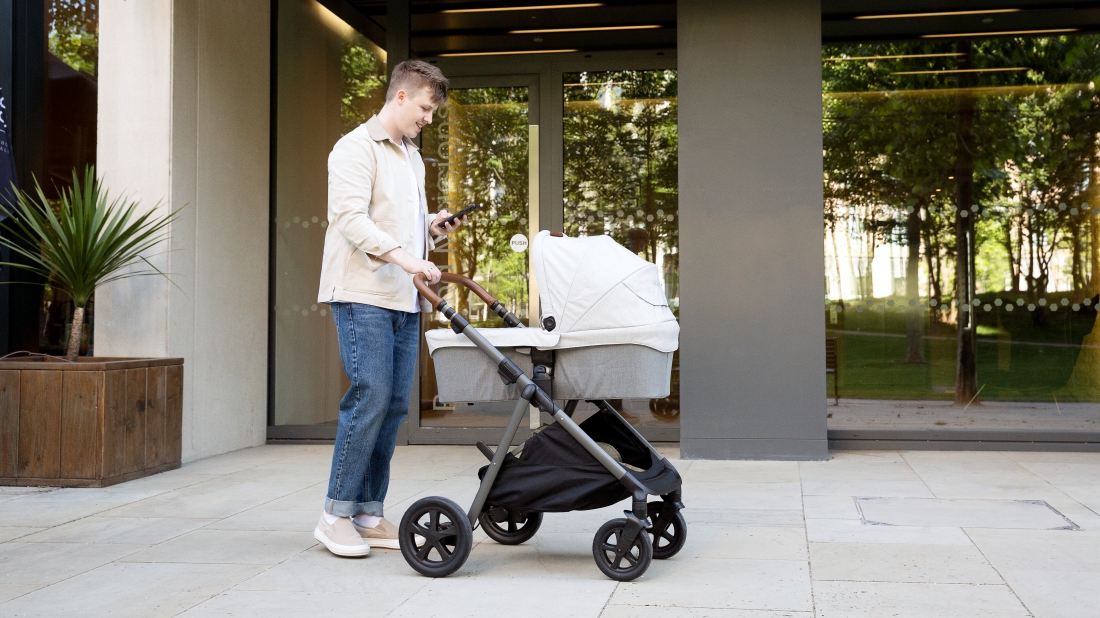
left=479, top=507, right=543, bottom=545
left=399, top=496, right=473, bottom=578
left=647, top=501, right=687, bottom=559
left=592, top=518, right=653, bottom=581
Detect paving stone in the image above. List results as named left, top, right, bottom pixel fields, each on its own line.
left=856, top=497, right=1078, bottom=530
left=683, top=481, right=804, bottom=510
left=609, top=557, right=813, bottom=612
left=19, top=516, right=212, bottom=544
left=806, top=519, right=972, bottom=545
left=965, top=528, right=1100, bottom=572
left=0, top=444, right=1097, bottom=616
left=120, top=529, right=318, bottom=565
left=813, top=581, right=1030, bottom=618
left=800, top=479, right=935, bottom=498
left=684, top=460, right=800, bottom=483
left=178, top=590, right=409, bottom=617
left=802, top=495, right=861, bottom=520
left=389, top=576, right=616, bottom=618
left=809, top=542, right=1002, bottom=584
left=0, top=542, right=146, bottom=586
left=998, top=569, right=1100, bottom=618
left=102, top=480, right=305, bottom=520
left=233, top=543, right=426, bottom=592
left=0, top=562, right=264, bottom=617
left=601, top=608, right=811, bottom=618
left=0, top=527, right=43, bottom=543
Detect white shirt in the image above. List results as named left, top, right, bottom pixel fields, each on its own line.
left=402, top=142, right=426, bottom=312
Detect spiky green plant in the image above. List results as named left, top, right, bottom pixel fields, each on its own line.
left=0, top=166, right=179, bottom=360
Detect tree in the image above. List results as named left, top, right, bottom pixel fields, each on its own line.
left=563, top=70, right=678, bottom=267
left=49, top=0, right=97, bottom=76
left=340, top=39, right=386, bottom=136
left=0, top=168, right=178, bottom=360
left=424, top=88, right=530, bottom=317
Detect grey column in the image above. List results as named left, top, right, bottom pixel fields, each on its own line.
left=387, top=0, right=409, bottom=74
left=678, top=0, right=827, bottom=460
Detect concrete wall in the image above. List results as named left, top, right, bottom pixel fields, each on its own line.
left=678, top=0, right=828, bottom=459
left=97, top=0, right=270, bottom=461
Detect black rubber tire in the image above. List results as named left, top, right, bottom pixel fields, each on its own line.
left=648, top=501, right=687, bottom=559
left=399, top=496, right=473, bottom=578
left=479, top=507, right=543, bottom=545
left=592, top=518, right=653, bottom=581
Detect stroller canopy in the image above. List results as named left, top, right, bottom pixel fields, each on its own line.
left=531, top=231, right=678, bottom=352
left=426, top=231, right=679, bottom=355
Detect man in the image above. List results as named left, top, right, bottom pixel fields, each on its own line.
left=314, top=60, right=461, bottom=557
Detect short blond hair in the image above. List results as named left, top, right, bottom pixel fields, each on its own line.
left=386, top=60, right=449, bottom=105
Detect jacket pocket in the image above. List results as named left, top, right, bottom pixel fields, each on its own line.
left=344, top=251, right=397, bottom=296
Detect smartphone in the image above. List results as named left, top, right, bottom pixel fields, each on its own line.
left=442, top=203, right=482, bottom=227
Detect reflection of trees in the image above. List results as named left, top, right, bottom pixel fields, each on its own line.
left=340, top=39, right=385, bottom=136
left=49, top=0, right=97, bottom=76
left=563, top=71, right=678, bottom=269
left=423, top=89, right=529, bottom=317
left=824, top=35, right=1100, bottom=403
left=563, top=71, right=680, bottom=419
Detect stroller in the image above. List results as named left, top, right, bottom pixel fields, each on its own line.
left=399, top=231, right=685, bottom=582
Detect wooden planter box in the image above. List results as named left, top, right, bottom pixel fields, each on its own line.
left=0, top=357, right=184, bottom=487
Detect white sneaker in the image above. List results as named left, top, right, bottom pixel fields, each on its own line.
left=314, top=515, right=370, bottom=557
left=353, top=517, right=400, bottom=550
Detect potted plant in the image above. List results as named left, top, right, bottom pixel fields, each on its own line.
left=0, top=167, right=185, bottom=487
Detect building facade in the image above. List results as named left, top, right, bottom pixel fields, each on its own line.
left=4, top=1, right=1100, bottom=461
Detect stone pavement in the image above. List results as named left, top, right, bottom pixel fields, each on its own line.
left=0, top=445, right=1099, bottom=617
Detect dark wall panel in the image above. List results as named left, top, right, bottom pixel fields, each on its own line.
left=678, top=0, right=827, bottom=459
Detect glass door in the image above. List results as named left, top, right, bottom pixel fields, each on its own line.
left=561, top=69, right=680, bottom=441
left=409, top=75, right=541, bottom=444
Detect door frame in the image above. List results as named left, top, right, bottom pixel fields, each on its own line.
left=407, top=49, right=680, bottom=445
left=407, top=72, right=542, bottom=446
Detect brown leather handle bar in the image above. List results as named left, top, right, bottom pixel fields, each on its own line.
left=413, top=272, right=499, bottom=311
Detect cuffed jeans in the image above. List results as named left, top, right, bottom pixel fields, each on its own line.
left=325, top=302, right=418, bottom=518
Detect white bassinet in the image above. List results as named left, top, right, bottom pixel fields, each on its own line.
left=426, top=230, right=680, bottom=403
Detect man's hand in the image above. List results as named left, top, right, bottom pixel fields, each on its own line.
left=430, top=210, right=467, bottom=237
left=381, top=247, right=441, bottom=284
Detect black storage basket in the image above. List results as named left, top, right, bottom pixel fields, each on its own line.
left=477, top=412, right=680, bottom=512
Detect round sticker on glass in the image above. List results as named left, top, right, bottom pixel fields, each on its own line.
left=510, top=234, right=529, bottom=253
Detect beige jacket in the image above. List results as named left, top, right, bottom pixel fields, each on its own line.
left=317, top=116, right=436, bottom=312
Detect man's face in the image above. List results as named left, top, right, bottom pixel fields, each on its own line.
left=394, top=86, right=439, bottom=140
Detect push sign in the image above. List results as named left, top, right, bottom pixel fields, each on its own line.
left=510, top=234, right=529, bottom=252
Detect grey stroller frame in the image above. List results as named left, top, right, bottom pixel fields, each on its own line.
left=398, top=272, right=685, bottom=582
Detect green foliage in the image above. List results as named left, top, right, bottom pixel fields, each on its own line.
left=563, top=70, right=678, bottom=262
left=0, top=167, right=178, bottom=310
left=340, top=39, right=386, bottom=135
left=824, top=34, right=1100, bottom=401
left=49, top=0, right=97, bottom=76
left=423, top=87, right=531, bottom=315
left=825, top=35, right=1100, bottom=303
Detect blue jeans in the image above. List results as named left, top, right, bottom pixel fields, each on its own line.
left=325, top=302, right=419, bottom=518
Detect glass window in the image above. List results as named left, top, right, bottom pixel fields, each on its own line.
left=271, top=0, right=385, bottom=427
left=419, top=86, right=533, bottom=427
left=37, top=0, right=99, bottom=356
left=823, top=36, right=1100, bottom=432
left=563, top=70, right=680, bottom=429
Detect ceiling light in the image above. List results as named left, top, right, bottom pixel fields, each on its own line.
left=922, top=28, right=1079, bottom=38
left=442, top=3, right=602, bottom=13
left=438, top=48, right=579, bottom=57
left=510, top=25, right=662, bottom=34
left=892, top=67, right=1029, bottom=75
left=825, top=53, right=964, bottom=62
left=855, top=8, right=1021, bottom=20
left=564, top=81, right=629, bottom=87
